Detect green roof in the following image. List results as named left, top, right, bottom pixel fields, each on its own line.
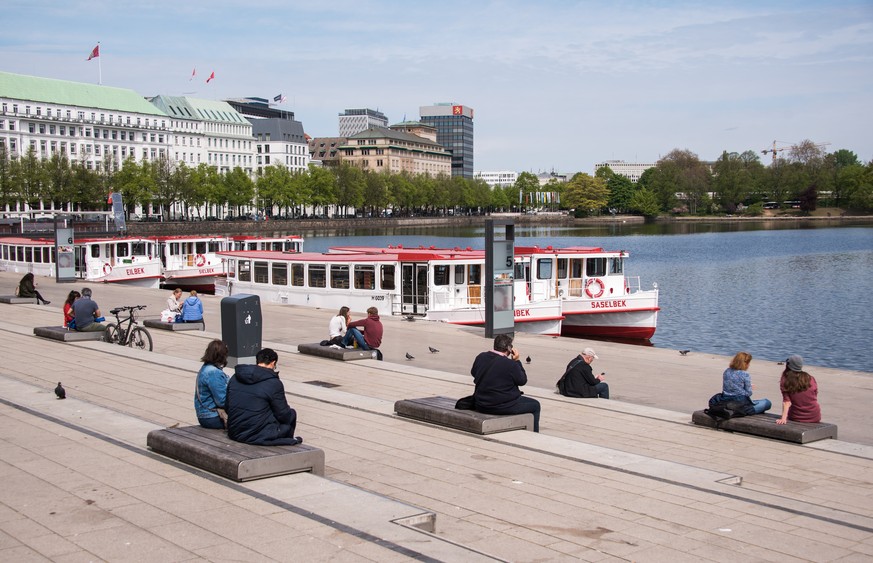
left=149, top=95, right=248, bottom=124
left=0, top=71, right=166, bottom=116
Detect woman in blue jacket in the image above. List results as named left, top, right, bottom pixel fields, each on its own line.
left=195, top=340, right=229, bottom=428
left=180, top=290, right=204, bottom=323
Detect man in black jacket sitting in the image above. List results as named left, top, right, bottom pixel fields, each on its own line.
left=226, top=348, right=301, bottom=445
left=470, top=334, right=540, bottom=432
left=557, top=347, right=609, bottom=399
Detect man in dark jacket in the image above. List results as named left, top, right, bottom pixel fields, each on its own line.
left=470, top=334, right=540, bottom=432
left=226, top=348, right=301, bottom=445
left=557, top=347, right=609, bottom=399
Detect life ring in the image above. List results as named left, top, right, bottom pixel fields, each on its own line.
left=585, top=278, right=604, bottom=298
left=194, top=254, right=206, bottom=267
left=103, top=263, right=112, bottom=275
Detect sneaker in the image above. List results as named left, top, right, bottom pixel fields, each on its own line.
left=43, top=300, right=51, bottom=305
left=329, top=344, right=342, bottom=349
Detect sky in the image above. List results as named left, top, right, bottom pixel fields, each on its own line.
left=2, top=0, right=872, bottom=174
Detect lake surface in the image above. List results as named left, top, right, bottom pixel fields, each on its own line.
left=298, top=222, right=873, bottom=373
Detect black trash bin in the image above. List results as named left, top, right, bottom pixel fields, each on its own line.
left=221, top=294, right=262, bottom=367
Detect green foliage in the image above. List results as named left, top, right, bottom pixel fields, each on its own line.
left=628, top=187, right=660, bottom=218
left=514, top=171, right=539, bottom=208
left=563, top=172, right=608, bottom=215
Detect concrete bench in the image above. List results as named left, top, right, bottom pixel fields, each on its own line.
left=395, top=396, right=534, bottom=435
left=147, top=425, right=324, bottom=481
left=33, top=326, right=107, bottom=342
left=144, top=319, right=205, bottom=331
left=298, top=342, right=380, bottom=361
left=691, top=410, right=838, bottom=444
left=0, top=295, right=38, bottom=304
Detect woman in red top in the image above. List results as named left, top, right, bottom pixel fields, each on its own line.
left=776, top=354, right=821, bottom=424
left=63, top=290, right=81, bottom=328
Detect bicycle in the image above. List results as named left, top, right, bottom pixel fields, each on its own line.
left=105, top=305, right=153, bottom=352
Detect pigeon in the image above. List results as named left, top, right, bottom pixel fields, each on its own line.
left=54, top=382, right=66, bottom=399
left=525, top=356, right=532, bottom=364
left=404, top=315, right=416, bottom=322
left=428, top=346, right=439, bottom=353
left=405, top=352, right=415, bottom=360
left=679, top=350, right=690, bottom=356
left=777, top=361, right=784, bottom=365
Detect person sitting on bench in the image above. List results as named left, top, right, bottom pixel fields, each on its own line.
left=470, top=334, right=540, bottom=432
left=776, top=355, right=821, bottom=424
left=225, top=348, right=301, bottom=445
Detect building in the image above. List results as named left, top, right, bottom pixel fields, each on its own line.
left=475, top=171, right=518, bottom=188
left=595, top=160, right=656, bottom=183
left=0, top=71, right=170, bottom=172
left=308, top=136, right=347, bottom=168
left=419, top=103, right=474, bottom=179
left=338, top=108, right=388, bottom=137
left=226, top=97, right=309, bottom=176
left=338, top=124, right=451, bottom=177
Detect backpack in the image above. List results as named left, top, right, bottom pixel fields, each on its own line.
left=704, top=393, right=757, bottom=425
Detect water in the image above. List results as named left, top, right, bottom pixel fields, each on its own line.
left=298, top=223, right=873, bottom=373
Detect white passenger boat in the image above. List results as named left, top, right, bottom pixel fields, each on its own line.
left=518, top=245, right=660, bottom=339
left=217, top=245, right=565, bottom=335
left=156, top=234, right=304, bottom=291
left=0, top=235, right=163, bottom=288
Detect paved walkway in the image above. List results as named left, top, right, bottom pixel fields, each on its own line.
left=1, top=272, right=872, bottom=561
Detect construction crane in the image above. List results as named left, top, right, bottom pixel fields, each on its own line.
left=761, top=140, right=831, bottom=163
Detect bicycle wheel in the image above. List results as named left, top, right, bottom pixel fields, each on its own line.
left=128, top=327, right=153, bottom=352
left=104, top=323, right=120, bottom=344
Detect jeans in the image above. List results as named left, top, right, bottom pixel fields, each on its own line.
left=478, top=396, right=541, bottom=432
left=594, top=381, right=610, bottom=399
left=752, top=398, right=772, bottom=414
left=198, top=415, right=224, bottom=429
left=342, top=327, right=369, bottom=350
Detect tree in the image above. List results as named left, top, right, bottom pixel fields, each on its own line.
left=223, top=166, right=256, bottom=216
left=334, top=163, right=365, bottom=215
left=563, top=172, right=609, bottom=216
left=596, top=167, right=635, bottom=213
left=256, top=165, right=294, bottom=217
left=363, top=170, right=391, bottom=216
left=658, top=149, right=712, bottom=214
left=513, top=171, right=539, bottom=209
left=304, top=165, right=336, bottom=216
left=628, top=187, right=660, bottom=219
left=44, top=153, right=73, bottom=206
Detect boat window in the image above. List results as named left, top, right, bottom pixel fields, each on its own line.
left=610, top=257, right=623, bottom=275
left=16, top=247, right=23, bottom=261
left=44, top=248, right=51, bottom=263
left=291, top=263, right=304, bottom=286
left=468, top=264, right=481, bottom=285
left=354, top=265, right=375, bottom=290
left=454, top=265, right=465, bottom=285
left=227, top=259, right=236, bottom=278
left=434, top=265, right=450, bottom=286
left=270, top=242, right=283, bottom=251
left=91, top=245, right=100, bottom=258
left=238, top=260, right=251, bottom=282
left=51, top=248, right=56, bottom=263
left=208, top=241, right=222, bottom=253
left=330, top=265, right=350, bottom=289
left=254, top=261, right=269, bottom=283
left=557, top=258, right=568, bottom=279
left=586, top=258, right=606, bottom=277
left=309, top=264, right=326, bottom=288
left=116, top=243, right=129, bottom=257
left=272, top=263, right=287, bottom=285
left=25, top=247, right=33, bottom=263
left=537, top=259, right=552, bottom=280
left=570, top=259, right=583, bottom=278
left=514, top=262, right=526, bottom=280
left=131, top=242, right=146, bottom=256
left=170, top=243, right=180, bottom=255
left=2, top=246, right=7, bottom=260
left=196, top=242, right=207, bottom=254
left=381, top=265, right=395, bottom=290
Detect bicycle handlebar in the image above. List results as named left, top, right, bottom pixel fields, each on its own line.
left=109, top=305, right=147, bottom=315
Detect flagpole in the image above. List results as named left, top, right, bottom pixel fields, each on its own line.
left=97, top=42, right=102, bottom=85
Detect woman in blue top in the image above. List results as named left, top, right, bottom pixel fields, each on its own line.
left=195, top=340, right=229, bottom=429
left=181, top=290, right=204, bottom=323
left=721, top=351, right=771, bottom=414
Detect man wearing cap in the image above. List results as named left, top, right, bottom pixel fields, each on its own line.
left=557, top=347, right=609, bottom=399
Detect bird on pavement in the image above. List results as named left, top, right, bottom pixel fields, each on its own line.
left=406, top=352, right=415, bottom=360
left=404, top=315, right=415, bottom=322
left=679, top=350, right=691, bottom=356
left=428, top=346, right=439, bottom=353
left=54, top=382, right=66, bottom=399
left=525, top=356, right=531, bottom=364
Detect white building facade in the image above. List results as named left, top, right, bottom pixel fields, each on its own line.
left=475, top=170, right=518, bottom=188
left=338, top=109, right=388, bottom=137
left=594, top=160, right=656, bottom=183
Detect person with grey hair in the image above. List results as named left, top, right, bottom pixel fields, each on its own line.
left=72, top=287, right=104, bottom=332
left=469, top=333, right=540, bottom=432
left=556, top=347, right=609, bottom=399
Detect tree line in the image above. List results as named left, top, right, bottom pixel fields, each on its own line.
left=1, top=139, right=871, bottom=220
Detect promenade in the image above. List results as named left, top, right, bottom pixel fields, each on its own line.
left=1, top=271, right=872, bottom=561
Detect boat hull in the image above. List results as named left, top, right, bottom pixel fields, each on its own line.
left=560, top=291, right=659, bottom=339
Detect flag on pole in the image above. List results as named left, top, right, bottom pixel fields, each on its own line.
left=273, top=93, right=287, bottom=103
left=206, top=71, right=215, bottom=84
left=190, top=67, right=196, bottom=81
left=87, top=44, right=100, bottom=60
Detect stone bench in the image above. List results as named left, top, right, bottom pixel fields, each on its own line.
left=147, top=425, right=325, bottom=481
left=0, top=295, right=38, bottom=304
left=691, top=410, right=838, bottom=444
left=298, top=342, right=380, bottom=361
left=395, top=396, right=534, bottom=435
left=33, top=326, right=107, bottom=342
left=144, top=319, right=205, bottom=331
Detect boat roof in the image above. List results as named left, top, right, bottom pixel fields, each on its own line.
left=230, top=234, right=303, bottom=241
left=151, top=234, right=230, bottom=242
left=217, top=247, right=485, bottom=263
left=0, top=235, right=156, bottom=245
